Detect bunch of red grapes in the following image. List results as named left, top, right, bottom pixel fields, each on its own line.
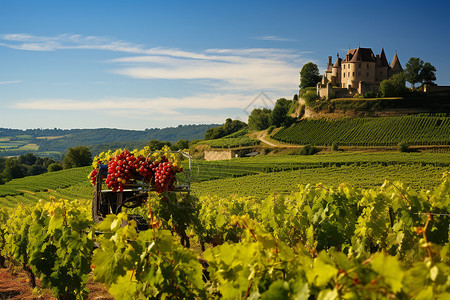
left=89, top=168, right=98, bottom=185
left=90, top=150, right=183, bottom=193
left=153, top=156, right=183, bottom=193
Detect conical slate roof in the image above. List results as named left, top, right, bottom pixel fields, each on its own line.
left=378, top=48, right=389, bottom=67
left=333, top=56, right=342, bottom=68
left=390, top=53, right=402, bottom=69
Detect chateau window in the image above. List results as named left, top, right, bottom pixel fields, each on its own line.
left=343, top=73, right=345, bottom=77
left=343, top=65, right=345, bottom=69
left=348, top=64, right=350, bottom=68
left=358, top=71, right=361, bottom=76
left=367, top=63, right=369, bottom=68
left=352, top=72, right=355, bottom=76
left=366, top=72, right=369, bottom=77
left=348, top=72, right=350, bottom=77
left=358, top=63, right=361, bottom=68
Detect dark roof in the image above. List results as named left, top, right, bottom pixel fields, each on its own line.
left=333, top=57, right=342, bottom=68
left=378, top=48, right=389, bottom=67
left=343, top=47, right=376, bottom=63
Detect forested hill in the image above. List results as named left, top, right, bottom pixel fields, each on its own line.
left=0, top=124, right=218, bottom=156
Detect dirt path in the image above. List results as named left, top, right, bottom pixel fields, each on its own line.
left=0, top=267, right=113, bottom=300
left=255, top=131, right=300, bottom=148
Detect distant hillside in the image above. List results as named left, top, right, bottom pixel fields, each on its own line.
left=0, top=124, right=219, bottom=158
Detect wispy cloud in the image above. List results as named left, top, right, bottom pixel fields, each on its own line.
left=0, top=80, right=21, bottom=85
left=0, top=33, right=310, bottom=93
left=12, top=93, right=262, bottom=113
left=252, top=35, right=297, bottom=42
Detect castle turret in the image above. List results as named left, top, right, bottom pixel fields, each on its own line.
left=331, top=53, right=341, bottom=84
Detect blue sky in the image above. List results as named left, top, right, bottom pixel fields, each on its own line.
left=1, top=0, right=449, bottom=130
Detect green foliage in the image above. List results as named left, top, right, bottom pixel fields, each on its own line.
left=267, top=125, right=275, bottom=135
left=1, top=168, right=450, bottom=299
left=248, top=108, right=272, bottom=131
left=2, top=199, right=93, bottom=299
left=147, top=139, right=172, bottom=151
left=63, top=146, right=92, bottom=169
left=420, top=62, right=437, bottom=85
left=299, top=62, right=321, bottom=89
left=398, top=141, right=409, bottom=153
left=299, top=144, right=318, bottom=155
left=205, top=118, right=247, bottom=140
left=379, top=72, right=408, bottom=97
left=47, top=162, right=63, bottom=172
left=405, top=57, right=424, bottom=88
left=193, top=163, right=449, bottom=198
left=302, top=89, right=320, bottom=107
left=332, top=141, right=339, bottom=151
left=363, top=91, right=378, bottom=98
left=171, top=139, right=189, bottom=151
left=272, top=114, right=450, bottom=146
left=92, top=213, right=205, bottom=299
left=270, top=98, right=294, bottom=127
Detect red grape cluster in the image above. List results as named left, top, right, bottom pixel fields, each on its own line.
left=153, top=156, right=183, bottom=193
left=92, top=150, right=183, bottom=193
left=89, top=168, right=98, bottom=185
left=104, top=150, right=141, bottom=192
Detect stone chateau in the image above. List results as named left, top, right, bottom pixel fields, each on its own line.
left=317, top=47, right=403, bottom=99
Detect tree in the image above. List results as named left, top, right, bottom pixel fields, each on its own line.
left=171, top=139, right=189, bottom=151
left=18, top=153, right=37, bottom=165
left=405, top=57, right=424, bottom=88
left=3, top=159, right=27, bottom=180
left=270, top=98, right=294, bottom=128
left=204, top=119, right=247, bottom=139
left=299, top=62, right=321, bottom=89
left=420, top=62, right=437, bottom=85
left=62, top=146, right=92, bottom=169
left=48, top=163, right=63, bottom=172
left=148, top=139, right=172, bottom=151
left=379, top=72, right=407, bottom=97
left=248, top=108, right=272, bottom=131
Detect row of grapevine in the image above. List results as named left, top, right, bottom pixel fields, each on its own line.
left=0, top=166, right=91, bottom=197
left=193, top=164, right=449, bottom=198
left=191, top=152, right=450, bottom=182
left=1, top=176, right=449, bottom=299
left=272, top=115, right=450, bottom=146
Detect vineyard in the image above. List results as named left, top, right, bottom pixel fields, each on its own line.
left=193, top=164, right=449, bottom=198
left=190, top=152, right=450, bottom=181
left=272, top=114, right=450, bottom=146
left=1, top=152, right=449, bottom=208
left=0, top=175, right=449, bottom=299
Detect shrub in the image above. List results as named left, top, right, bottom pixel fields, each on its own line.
left=267, top=125, right=275, bottom=135
left=398, top=141, right=409, bottom=153
left=363, top=91, right=377, bottom=98
left=300, top=144, right=319, bottom=155
left=48, top=163, right=63, bottom=172
left=302, top=90, right=320, bottom=107
left=332, top=142, right=339, bottom=151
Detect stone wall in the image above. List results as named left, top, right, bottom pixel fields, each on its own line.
left=204, top=150, right=236, bottom=161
